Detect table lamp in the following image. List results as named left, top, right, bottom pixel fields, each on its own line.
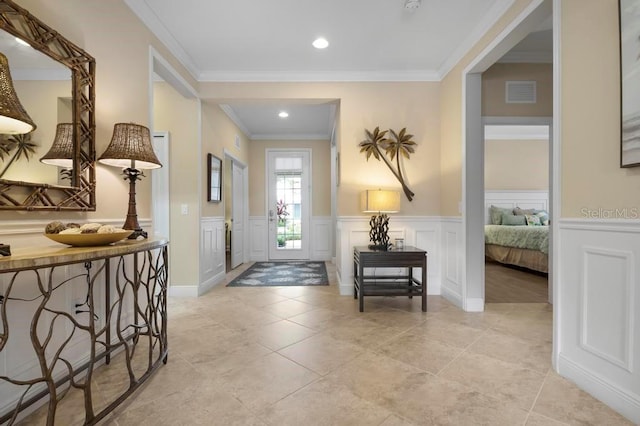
left=98, top=123, right=162, bottom=239
left=362, top=189, right=400, bottom=250
left=0, top=52, right=35, bottom=135
left=40, top=123, right=74, bottom=168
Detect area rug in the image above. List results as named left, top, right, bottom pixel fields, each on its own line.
left=227, top=261, right=328, bottom=287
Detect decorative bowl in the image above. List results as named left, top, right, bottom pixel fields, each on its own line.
left=44, top=231, right=133, bottom=247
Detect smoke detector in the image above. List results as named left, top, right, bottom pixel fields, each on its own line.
left=404, top=0, right=421, bottom=11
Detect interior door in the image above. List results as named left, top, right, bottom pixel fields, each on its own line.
left=231, top=161, right=244, bottom=269
left=267, top=150, right=310, bottom=260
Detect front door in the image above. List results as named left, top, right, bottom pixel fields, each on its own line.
left=267, top=150, right=310, bottom=260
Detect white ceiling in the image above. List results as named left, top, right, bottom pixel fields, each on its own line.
left=128, top=0, right=551, bottom=140
left=126, top=0, right=516, bottom=82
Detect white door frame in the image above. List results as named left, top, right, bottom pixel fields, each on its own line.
left=151, top=131, right=170, bottom=239
left=460, top=0, right=552, bottom=310
left=224, top=149, right=249, bottom=269
left=461, top=0, right=559, bottom=366
left=266, top=149, right=312, bottom=260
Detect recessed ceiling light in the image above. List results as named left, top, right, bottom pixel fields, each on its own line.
left=15, top=37, right=30, bottom=47
left=312, top=38, right=329, bottom=49
left=278, top=111, right=289, bottom=118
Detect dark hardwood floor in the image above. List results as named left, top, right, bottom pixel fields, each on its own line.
left=485, top=260, right=548, bottom=303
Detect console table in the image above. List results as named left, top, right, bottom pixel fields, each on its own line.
left=0, top=238, right=168, bottom=425
left=353, top=246, right=427, bottom=312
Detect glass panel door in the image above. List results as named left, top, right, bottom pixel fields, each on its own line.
left=267, top=151, right=310, bottom=260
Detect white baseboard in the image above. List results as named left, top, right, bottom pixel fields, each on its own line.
left=441, top=286, right=463, bottom=309
left=336, top=269, right=352, bottom=296
left=464, top=297, right=485, bottom=312
left=168, top=285, right=198, bottom=298
left=198, top=271, right=226, bottom=296
left=558, top=354, right=640, bottom=424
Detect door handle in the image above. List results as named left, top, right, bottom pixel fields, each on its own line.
left=269, top=209, right=275, bottom=222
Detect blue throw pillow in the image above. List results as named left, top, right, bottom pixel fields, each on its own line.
left=534, top=210, right=549, bottom=226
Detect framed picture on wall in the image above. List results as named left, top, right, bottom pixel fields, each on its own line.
left=620, top=0, right=640, bottom=167
left=207, top=153, right=222, bottom=202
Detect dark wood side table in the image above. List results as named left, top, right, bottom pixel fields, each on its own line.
left=353, top=245, right=427, bottom=312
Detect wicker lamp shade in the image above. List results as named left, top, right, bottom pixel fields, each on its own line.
left=98, top=123, right=162, bottom=169
left=40, top=123, right=74, bottom=167
left=0, top=52, right=36, bottom=134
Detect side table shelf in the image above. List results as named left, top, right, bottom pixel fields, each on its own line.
left=353, top=246, right=427, bottom=312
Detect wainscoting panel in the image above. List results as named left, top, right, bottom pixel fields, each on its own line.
left=310, top=217, right=333, bottom=261
left=336, top=217, right=450, bottom=297
left=441, top=218, right=463, bottom=307
left=199, top=217, right=226, bottom=294
left=581, top=247, right=634, bottom=372
left=558, top=219, right=640, bottom=423
left=249, top=216, right=267, bottom=261
left=484, top=190, right=548, bottom=224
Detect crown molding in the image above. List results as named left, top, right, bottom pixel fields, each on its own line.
left=124, top=0, right=200, bottom=81
left=218, top=104, right=251, bottom=138
left=198, top=69, right=440, bottom=83
left=438, top=0, right=517, bottom=80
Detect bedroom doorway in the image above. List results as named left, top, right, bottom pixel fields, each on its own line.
left=483, top=122, right=551, bottom=304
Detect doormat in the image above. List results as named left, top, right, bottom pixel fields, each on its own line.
left=227, top=261, right=329, bottom=287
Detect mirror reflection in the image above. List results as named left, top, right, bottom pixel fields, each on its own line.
left=0, top=29, right=72, bottom=186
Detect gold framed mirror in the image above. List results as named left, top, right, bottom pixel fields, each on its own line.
left=0, top=0, right=95, bottom=210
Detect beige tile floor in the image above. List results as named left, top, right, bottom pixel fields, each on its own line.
left=21, top=262, right=634, bottom=425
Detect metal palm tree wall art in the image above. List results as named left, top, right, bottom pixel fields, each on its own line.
left=359, top=127, right=416, bottom=201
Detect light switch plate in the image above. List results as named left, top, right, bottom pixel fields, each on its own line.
left=181, top=204, right=188, bottom=215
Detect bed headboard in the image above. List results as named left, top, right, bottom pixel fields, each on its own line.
left=485, top=190, right=549, bottom=224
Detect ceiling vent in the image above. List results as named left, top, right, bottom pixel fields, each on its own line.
left=404, top=0, right=421, bottom=11
left=505, top=81, right=536, bottom=104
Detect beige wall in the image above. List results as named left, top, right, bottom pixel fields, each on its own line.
left=440, top=0, right=540, bottom=216
left=200, top=82, right=441, bottom=217
left=248, top=140, right=331, bottom=217
left=561, top=0, right=640, bottom=216
left=153, top=82, right=199, bottom=285
left=1, top=0, right=197, bottom=226
left=482, top=63, right=553, bottom=117
left=485, top=139, right=549, bottom=190
left=201, top=102, right=250, bottom=218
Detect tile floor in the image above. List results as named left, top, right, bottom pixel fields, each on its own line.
left=22, top=262, right=634, bottom=425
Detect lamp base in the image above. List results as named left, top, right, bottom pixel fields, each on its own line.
left=368, top=243, right=389, bottom=251
left=126, top=228, right=147, bottom=240
left=368, top=214, right=390, bottom=251
left=122, top=168, right=147, bottom=240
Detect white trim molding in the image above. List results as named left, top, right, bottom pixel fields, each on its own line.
left=557, top=218, right=640, bottom=424
left=199, top=217, right=226, bottom=295
left=335, top=216, right=453, bottom=298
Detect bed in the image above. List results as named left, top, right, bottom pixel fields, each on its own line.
left=484, top=224, right=549, bottom=273
left=483, top=196, right=550, bottom=273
